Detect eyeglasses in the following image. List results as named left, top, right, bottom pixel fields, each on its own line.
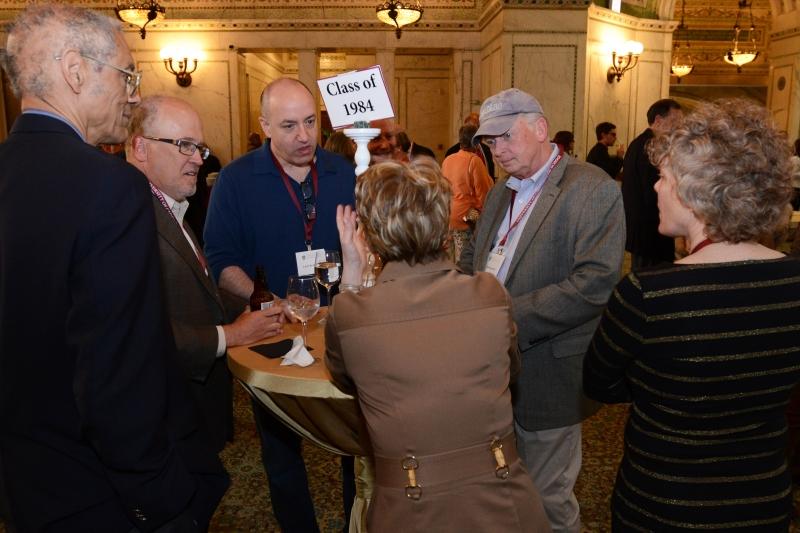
left=81, top=54, right=142, bottom=97
left=142, top=136, right=211, bottom=160
left=301, top=177, right=316, bottom=221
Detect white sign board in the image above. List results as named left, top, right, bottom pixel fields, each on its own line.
left=317, top=66, right=395, bottom=129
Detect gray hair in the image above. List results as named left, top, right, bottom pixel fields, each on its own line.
left=2, top=4, right=121, bottom=98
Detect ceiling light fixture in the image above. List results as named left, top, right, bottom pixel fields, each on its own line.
left=724, top=0, right=759, bottom=72
left=671, top=0, right=694, bottom=83
left=376, top=1, right=423, bottom=39
left=115, top=0, right=165, bottom=39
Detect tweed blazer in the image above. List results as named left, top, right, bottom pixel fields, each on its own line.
left=460, top=155, right=625, bottom=430
left=153, top=197, right=244, bottom=452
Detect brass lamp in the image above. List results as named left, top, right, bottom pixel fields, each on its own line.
left=376, top=1, right=423, bottom=39
left=724, top=0, right=759, bottom=72
left=607, top=40, right=644, bottom=83
left=115, top=0, right=165, bottom=39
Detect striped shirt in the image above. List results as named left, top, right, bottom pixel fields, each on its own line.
left=584, top=257, right=800, bottom=531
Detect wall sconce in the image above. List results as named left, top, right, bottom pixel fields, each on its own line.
left=606, top=40, right=644, bottom=83
left=160, top=46, right=202, bottom=87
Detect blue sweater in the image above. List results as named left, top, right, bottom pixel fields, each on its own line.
left=204, top=141, right=355, bottom=298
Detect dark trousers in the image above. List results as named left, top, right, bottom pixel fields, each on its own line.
left=252, top=400, right=355, bottom=533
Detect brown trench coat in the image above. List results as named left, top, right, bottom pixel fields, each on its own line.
left=325, top=259, right=551, bottom=532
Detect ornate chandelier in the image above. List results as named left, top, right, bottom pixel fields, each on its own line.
left=724, top=0, right=759, bottom=72
left=115, top=0, right=165, bottom=40
left=671, top=0, right=694, bottom=82
left=376, top=1, right=423, bottom=39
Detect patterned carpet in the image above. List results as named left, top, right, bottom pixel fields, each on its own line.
left=209, top=385, right=629, bottom=532
left=2, top=387, right=799, bottom=532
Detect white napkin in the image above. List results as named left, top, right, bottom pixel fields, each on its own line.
left=280, top=335, right=315, bottom=367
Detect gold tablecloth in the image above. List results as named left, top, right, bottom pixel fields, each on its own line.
left=228, top=308, right=373, bottom=533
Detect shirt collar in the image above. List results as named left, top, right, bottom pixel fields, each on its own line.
left=506, top=143, right=559, bottom=192
left=23, top=109, right=85, bottom=142
left=157, top=187, right=190, bottom=224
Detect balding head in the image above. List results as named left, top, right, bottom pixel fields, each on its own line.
left=3, top=4, right=120, bottom=100
left=257, top=77, right=318, bottom=169
left=127, top=96, right=207, bottom=202
left=368, top=118, right=403, bottom=164
left=259, top=78, right=314, bottom=123
left=3, top=3, right=140, bottom=145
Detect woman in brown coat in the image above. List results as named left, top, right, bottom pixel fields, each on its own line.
left=325, top=161, right=550, bottom=532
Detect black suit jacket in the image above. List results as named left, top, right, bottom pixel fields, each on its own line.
left=621, top=128, right=675, bottom=263
left=0, top=114, right=226, bottom=531
left=586, top=142, right=623, bottom=178
left=153, top=197, right=243, bottom=452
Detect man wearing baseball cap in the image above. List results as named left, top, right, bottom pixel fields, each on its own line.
left=460, top=88, right=625, bottom=532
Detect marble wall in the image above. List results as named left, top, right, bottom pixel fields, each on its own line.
left=768, top=8, right=800, bottom=139
left=0, top=3, right=674, bottom=165
left=132, top=45, right=237, bottom=164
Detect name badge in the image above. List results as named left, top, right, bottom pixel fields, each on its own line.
left=484, top=249, right=506, bottom=278
left=296, top=248, right=325, bottom=276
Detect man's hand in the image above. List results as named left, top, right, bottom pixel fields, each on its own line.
left=336, top=204, right=369, bottom=286
left=616, top=143, right=626, bottom=158
left=223, top=305, right=283, bottom=347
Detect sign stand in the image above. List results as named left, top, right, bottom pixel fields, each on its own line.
left=343, top=128, right=380, bottom=176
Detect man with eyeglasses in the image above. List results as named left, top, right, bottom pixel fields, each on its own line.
left=205, top=77, right=356, bottom=532
left=0, top=4, right=227, bottom=531
left=459, top=88, right=624, bottom=532
left=126, top=95, right=285, bottom=455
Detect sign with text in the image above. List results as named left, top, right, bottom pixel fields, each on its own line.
left=317, top=66, right=394, bottom=129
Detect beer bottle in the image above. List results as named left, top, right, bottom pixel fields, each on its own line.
left=250, top=265, right=274, bottom=310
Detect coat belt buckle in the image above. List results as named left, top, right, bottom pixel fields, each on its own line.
left=491, top=438, right=510, bottom=480
left=401, top=456, right=422, bottom=500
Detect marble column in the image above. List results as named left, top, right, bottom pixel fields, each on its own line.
left=375, top=49, right=396, bottom=107
left=297, top=49, right=321, bottom=143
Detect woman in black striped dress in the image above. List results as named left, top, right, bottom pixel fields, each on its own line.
left=584, top=98, right=800, bottom=531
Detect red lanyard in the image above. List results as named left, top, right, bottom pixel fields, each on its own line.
left=149, top=182, right=208, bottom=272
left=498, top=153, right=562, bottom=247
left=271, top=151, right=318, bottom=249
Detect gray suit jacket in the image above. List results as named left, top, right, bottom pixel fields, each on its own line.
left=153, top=196, right=243, bottom=452
left=460, top=155, right=625, bottom=430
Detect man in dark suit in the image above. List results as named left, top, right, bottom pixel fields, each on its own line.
left=586, top=121, right=625, bottom=178
left=0, top=5, right=226, bottom=531
left=126, top=95, right=284, bottom=453
left=622, top=98, right=682, bottom=268
left=460, top=88, right=624, bottom=532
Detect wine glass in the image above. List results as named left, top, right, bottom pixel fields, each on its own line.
left=286, top=275, right=320, bottom=348
left=315, top=250, right=341, bottom=306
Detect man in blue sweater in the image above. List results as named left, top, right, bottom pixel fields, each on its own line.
left=205, top=77, right=356, bottom=532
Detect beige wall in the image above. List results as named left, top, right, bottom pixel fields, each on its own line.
left=0, top=5, right=676, bottom=159
left=768, top=9, right=800, bottom=139
left=131, top=43, right=237, bottom=165
left=478, top=5, right=672, bottom=160
left=584, top=6, right=674, bottom=157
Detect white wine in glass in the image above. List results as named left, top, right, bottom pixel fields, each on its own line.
left=314, top=250, right=341, bottom=305
left=286, top=275, right=320, bottom=348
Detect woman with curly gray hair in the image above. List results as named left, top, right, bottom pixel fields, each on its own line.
left=583, top=98, right=800, bottom=531
left=324, top=160, right=550, bottom=532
